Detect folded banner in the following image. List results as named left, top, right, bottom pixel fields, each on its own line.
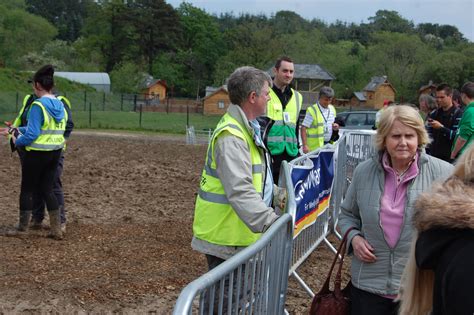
left=290, top=150, right=335, bottom=237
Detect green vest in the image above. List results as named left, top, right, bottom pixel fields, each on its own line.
left=193, top=113, right=264, bottom=246
left=306, top=104, right=336, bottom=151
left=25, top=101, right=67, bottom=152
left=266, top=88, right=301, bottom=156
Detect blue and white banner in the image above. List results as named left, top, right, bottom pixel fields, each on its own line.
left=289, top=150, right=335, bottom=237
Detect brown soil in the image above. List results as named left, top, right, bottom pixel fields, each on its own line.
left=0, top=132, right=349, bottom=314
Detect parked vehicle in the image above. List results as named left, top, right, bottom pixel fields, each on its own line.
left=336, top=110, right=377, bottom=130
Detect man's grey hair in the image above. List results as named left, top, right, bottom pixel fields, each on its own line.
left=319, top=86, right=334, bottom=99
left=227, top=66, right=272, bottom=106
left=418, top=94, right=437, bottom=111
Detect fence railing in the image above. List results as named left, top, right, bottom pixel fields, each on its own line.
left=174, top=130, right=377, bottom=312
left=173, top=213, right=293, bottom=315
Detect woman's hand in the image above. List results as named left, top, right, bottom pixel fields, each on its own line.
left=352, top=235, right=376, bottom=263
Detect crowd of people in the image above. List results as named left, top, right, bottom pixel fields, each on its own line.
left=2, top=60, right=473, bottom=314
left=191, top=57, right=473, bottom=314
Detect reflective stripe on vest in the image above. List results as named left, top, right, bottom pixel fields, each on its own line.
left=266, top=88, right=301, bottom=156
left=193, top=113, right=264, bottom=246
left=26, top=101, right=67, bottom=152
left=306, top=104, right=336, bottom=151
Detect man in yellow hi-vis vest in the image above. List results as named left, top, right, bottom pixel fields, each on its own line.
left=261, top=56, right=303, bottom=184
left=192, top=68, right=285, bottom=311
left=301, top=86, right=338, bottom=153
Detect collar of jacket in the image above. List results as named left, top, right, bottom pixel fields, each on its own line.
left=413, top=176, right=474, bottom=232
left=227, top=104, right=256, bottom=140
left=372, top=148, right=428, bottom=172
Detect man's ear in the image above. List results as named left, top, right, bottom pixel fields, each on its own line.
left=249, top=91, right=257, bottom=104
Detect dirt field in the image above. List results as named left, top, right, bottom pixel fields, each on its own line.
left=0, top=131, right=348, bottom=314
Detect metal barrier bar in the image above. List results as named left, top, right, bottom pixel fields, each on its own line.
left=173, top=213, right=293, bottom=315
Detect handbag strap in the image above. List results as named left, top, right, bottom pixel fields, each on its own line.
left=320, top=227, right=354, bottom=293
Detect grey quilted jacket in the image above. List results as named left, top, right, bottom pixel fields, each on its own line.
left=338, top=151, right=453, bottom=295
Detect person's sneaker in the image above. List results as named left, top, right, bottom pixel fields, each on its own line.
left=60, top=223, right=66, bottom=234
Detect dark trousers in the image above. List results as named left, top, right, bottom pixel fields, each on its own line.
left=351, top=286, right=399, bottom=315
left=18, top=149, right=66, bottom=223
left=20, top=149, right=62, bottom=215
left=271, top=151, right=296, bottom=185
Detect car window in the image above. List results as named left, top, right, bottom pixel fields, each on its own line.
left=367, top=113, right=376, bottom=125
left=346, top=113, right=367, bottom=126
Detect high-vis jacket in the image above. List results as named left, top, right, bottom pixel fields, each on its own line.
left=305, top=104, right=336, bottom=150
left=193, top=112, right=264, bottom=246
left=26, top=101, right=67, bottom=152
left=266, top=88, right=302, bottom=157
left=12, top=95, right=35, bottom=128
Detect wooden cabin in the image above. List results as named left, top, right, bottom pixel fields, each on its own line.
left=362, top=76, right=396, bottom=109
left=203, top=85, right=230, bottom=116
left=141, top=79, right=167, bottom=102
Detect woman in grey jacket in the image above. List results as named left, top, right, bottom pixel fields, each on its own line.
left=338, top=105, right=453, bottom=315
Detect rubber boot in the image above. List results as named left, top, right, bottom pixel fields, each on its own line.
left=48, top=210, right=63, bottom=240
left=6, top=211, right=31, bottom=237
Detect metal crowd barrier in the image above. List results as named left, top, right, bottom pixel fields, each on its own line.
left=173, top=214, right=293, bottom=315
left=186, top=125, right=213, bottom=145
left=174, top=130, right=377, bottom=311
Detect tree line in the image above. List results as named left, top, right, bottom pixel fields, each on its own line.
left=1, top=0, right=473, bottom=102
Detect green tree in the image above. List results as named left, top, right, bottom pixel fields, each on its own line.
left=368, top=10, right=414, bottom=34
left=25, top=0, right=93, bottom=42
left=127, top=0, right=181, bottom=75
left=366, top=32, right=430, bottom=101
left=110, top=61, right=144, bottom=93
left=0, top=3, right=57, bottom=67
left=176, top=3, right=224, bottom=97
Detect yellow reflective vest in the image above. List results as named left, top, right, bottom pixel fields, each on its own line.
left=193, top=113, right=264, bottom=246
left=305, top=103, right=336, bottom=151
left=25, top=101, right=67, bottom=152
left=266, top=88, right=302, bottom=157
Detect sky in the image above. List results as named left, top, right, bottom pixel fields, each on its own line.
left=166, top=0, right=474, bottom=42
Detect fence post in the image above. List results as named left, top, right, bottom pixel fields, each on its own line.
left=186, top=104, right=189, bottom=127
left=121, top=94, right=124, bottom=112
left=102, top=92, right=106, bottom=111
left=16, top=92, right=19, bottom=112
left=133, top=94, right=137, bottom=112
left=84, top=91, right=87, bottom=111
left=139, top=104, right=143, bottom=128
left=89, top=102, right=92, bottom=127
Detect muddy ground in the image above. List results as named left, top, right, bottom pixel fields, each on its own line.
left=0, top=131, right=349, bottom=314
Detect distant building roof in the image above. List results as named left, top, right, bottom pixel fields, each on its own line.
left=267, top=64, right=336, bottom=81
left=203, top=85, right=228, bottom=100
left=55, top=72, right=110, bottom=86
left=142, top=78, right=167, bottom=89
left=353, top=92, right=366, bottom=101
left=363, top=76, right=389, bottom=92
left=419, top=80, right=437, bottom=92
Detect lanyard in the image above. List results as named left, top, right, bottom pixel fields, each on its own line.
left=317, top=102, right=330, bottom=123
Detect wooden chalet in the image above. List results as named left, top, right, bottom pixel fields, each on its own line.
left=360, top=76, right=396, bottom=109
left=141, top=79, right=167, bottom=103
left=202, top=85, right=230, bottom=116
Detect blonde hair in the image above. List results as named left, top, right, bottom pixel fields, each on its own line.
left=399, top=144, right=474, bottom=314
left=374, top=105, right=429, bottom=152
left=452, top=142, right=474, bottom=182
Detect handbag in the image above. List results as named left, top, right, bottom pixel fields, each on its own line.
left=309, top=228, right=354, bottom=315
